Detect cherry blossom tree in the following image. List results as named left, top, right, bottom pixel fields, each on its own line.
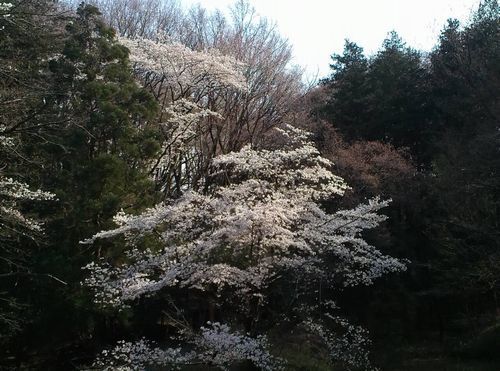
left=120, top=35, right=248, bottom=197
left=89, top=0, right=304, bottom=198
left=82, top=123, right=405, bottom=370
left=71, top=5, right=405, bottom=369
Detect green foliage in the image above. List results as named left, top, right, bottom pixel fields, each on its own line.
left=426, top=0, right=499, bottom=304
left=431, top=1, right=499, bottom=136
left=366, top=32, right=432, bottom=160
left=0, top=0, right=66, bottom=346
left=321, top=32, right=433, bottom=164
left=320, top=41, right=370, bottom=142
left=1, top=2, right=161, bottom=367
left=317, top=1, right=500, bottom=368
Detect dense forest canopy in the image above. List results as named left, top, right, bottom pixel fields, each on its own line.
left=0, top=0, right=498, bottom=370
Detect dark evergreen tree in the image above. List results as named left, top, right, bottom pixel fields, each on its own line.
left=321, top=33, right=434, bottom=165
left=366, top=31, right=433, bottom=162
left=2, top=3, right=161, bottom=367
left=321, top=40, right=370, bottom=141
left=426, top=0, right=500, bottom=324
left=315, top=1, right=500, bottom=365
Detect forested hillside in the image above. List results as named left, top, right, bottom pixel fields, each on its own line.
left=0, top=1, right=498, bottom=370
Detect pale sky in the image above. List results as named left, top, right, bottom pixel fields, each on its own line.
left=182, top=0, right=482, bottom=80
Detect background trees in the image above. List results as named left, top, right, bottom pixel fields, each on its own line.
left=425, top=0, right=499, bottom=328
left=320, top=32, right=433, bottom=165
left=316, top=0, right=499, bottom=368
left=0, top=0, right=63, bottom=346
left=1, top=2, right=162, bottom=367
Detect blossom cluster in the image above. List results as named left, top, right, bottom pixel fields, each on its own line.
left=0, top=2, right=12, bottom=18
left=212, top=143, right=349, bottom=200
left=94, top=322, right=281, bottom=370
left=0, top=124, right=15, bottom=147
left=0, top=135, right=14, bottom=147
left=120, top=36, right=247, bottom=93
left=0, top=177, right=55, bottom=232
left=304, top=315, right=373, bottom=370
left=93, top=339, right=192, bottom=370
left=0, top=178, right=55, bottom=201
left=155, top=98, right=223, bottom=174
left=119, top=35, right=249, bottom=194
left=0, top=2, right=12, bottom=11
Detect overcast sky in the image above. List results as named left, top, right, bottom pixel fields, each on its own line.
left=182, top=0, right=482, bottom=80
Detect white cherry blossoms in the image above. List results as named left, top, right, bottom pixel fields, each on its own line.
left=1, top=126, right=55, bottom=233
left=82, top=124, right=405, bottom=370
left=94, top=322, right=280, bottom=370
left=0, top=177, right=55, bottom=233
left=120, top=36, right=248, bottom=193
left=119, top=36, right=247, bottom=93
